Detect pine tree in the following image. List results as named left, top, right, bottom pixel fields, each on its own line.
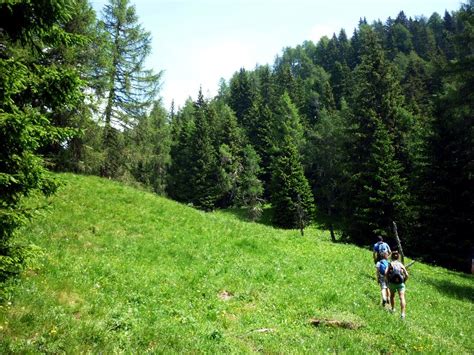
left=188, top=90, right=220, bottom=211
left=344, top=25, right=409, bottom=243
left=100, top=0, right=161, bottom=177
left=417, top=2, right=474, bottom=271
left=167, top=100, right=196, bottom=202
left=0, top=0, right=83, bottom=282
left=304, top=108, right=348, bottom=241
left=37, top=0, right=108, bottom=173
left=129, top=102, right=171, bottom=194
left=236, top=145, right=264, bottom=221
left=270, top=137, right=315, bottom=229
left=228, top=68, right=257, bottom=131
left=400, top=52, right=432, bottom=115
left=211, top=100, right=245, bottom=207
left=273, top=92, right=305, bottom=152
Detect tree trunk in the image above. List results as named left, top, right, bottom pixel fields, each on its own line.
left=329, top=224, right=336, bottom=242
left=328, top=207, right=336, bottom=242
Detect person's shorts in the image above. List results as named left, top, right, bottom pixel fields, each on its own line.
left=389, top=283, right=406, bottom=293
left=378, top=277, right=387, bottom=289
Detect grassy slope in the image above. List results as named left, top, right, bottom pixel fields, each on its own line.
left=0, top=174, right=472, bottom=353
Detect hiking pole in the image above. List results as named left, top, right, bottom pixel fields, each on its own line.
left=405, top=260, right=416, bottom=268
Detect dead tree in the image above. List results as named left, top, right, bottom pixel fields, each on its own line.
left=392, top=221, right=405, bottom=264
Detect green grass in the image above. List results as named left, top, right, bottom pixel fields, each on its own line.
left=1, top=173, right=473, bottom=353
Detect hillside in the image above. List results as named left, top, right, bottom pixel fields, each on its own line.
left=0, top=174, right=472, bottom=353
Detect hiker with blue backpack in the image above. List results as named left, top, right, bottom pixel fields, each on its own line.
left=385, top=251, right=409, bottom=319
left=373, top=235, right=391, bottom=264
left=375, top=251, right=391, bottom=307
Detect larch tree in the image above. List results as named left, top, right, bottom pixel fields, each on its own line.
left=99, top=0, right=161, bottom=177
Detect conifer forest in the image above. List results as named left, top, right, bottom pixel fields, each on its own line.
left=1, top=0, right=473, bottom=283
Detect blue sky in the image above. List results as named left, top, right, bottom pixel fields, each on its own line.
left=90, top=0, right=463, bottom=109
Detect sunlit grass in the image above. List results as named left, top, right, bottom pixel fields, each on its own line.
left=0, top=173, right=472, bottom=353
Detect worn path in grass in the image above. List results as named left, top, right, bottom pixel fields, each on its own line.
left=1, top=174, right=472, bottom=353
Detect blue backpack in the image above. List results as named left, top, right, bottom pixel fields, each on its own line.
left=376, top=242, right=390, bottom=260
left=378, top=259, right=389, bottom=275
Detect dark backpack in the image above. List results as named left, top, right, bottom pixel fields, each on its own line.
left=388, top=262, right=404, bottom=284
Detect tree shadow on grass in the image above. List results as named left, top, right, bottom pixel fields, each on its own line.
left=427, top=278, right=474, bottom=302
left=219, top=207, right=274, bottom=227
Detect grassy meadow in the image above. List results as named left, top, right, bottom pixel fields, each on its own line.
left=0, top=174, right=472, bottom=353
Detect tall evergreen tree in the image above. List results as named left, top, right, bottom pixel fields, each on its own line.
left=37, top=0, right=108, bottom=173
left=167, top=99, right=195, bottom=202
left=211, top=100, right=245, bottom=207
left=304, top=108, right=348, bottom=241
left=188, top=90, right=221, bottom=210
left=0, top=0, right=83, bottom=282
left=270, top=137, right=315, bottom=229
left=235, top=145, right=264, bottom=221
left=417, top=1, right=474, bottom=271
left=129, top=102, right=171, bottom=194
left=100, top=0, right=161, bottom=177
left=401, top=52, right=432, bottom=115
left=228, top=68, right=257, bottom=131
left=273, top=92, right=305, bottom=151
left=244, top=95, right=275, bottom=196
left=344, top=25, right=409, bottom=243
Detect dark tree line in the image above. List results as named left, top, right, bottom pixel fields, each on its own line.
left=1, top=0, right=472, bottom=280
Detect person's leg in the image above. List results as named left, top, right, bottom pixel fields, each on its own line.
left=399, top=289, right=406, bottom=318
left=385, top=287, right=391, bottom=305
left=380, top=279, right=388, bottom=305
left=381, top=288, right=386, bottom=305
left=389, top=286, right=395, bottom=311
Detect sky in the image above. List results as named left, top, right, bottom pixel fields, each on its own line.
left=90, top=0, right=463, bottom=109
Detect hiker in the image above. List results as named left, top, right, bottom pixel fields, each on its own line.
left=373, top=235, right=391, bottom=263
left=385, top=251, right=409, bottom=319
left=375, top=251, right=390, bottom=307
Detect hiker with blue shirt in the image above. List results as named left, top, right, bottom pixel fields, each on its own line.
left=385, top=251, right=409, bottom=319
left=375, top=251, right=390, bottom=307
left=373, top=235, right=391, bottom=264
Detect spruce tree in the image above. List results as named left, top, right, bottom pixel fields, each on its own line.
left=270, top=137, right=315, bottom=229
left=236, top=145, right=264, bottom=221
left=188, top=90, right=220, bottom=211
left=228, top=68, right=257, bottom=131
left=129, top=102, right=171, bottom=194
left=417, top=2, right=474, bottom=270
left=304, top=108, right=348, bottom=241
left=211, top=100, right=245, bottom=207
left=344, top=25, right=409, bottom=243
left=37, top=0, right=108, bottom=173
left=167, top=100, right=196, bottom=202
left=273, top=92, right=305, bottom=152
left=0, top=0, right=83, bottom=282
